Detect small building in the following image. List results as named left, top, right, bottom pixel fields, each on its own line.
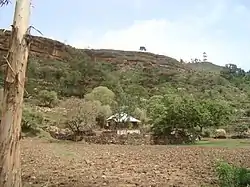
left=106, top=113, right=141, bottom=134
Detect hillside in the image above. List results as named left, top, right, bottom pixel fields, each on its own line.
left=0, top=29, right=249, bottom=109
left=187, top=62, right=224, bottom=73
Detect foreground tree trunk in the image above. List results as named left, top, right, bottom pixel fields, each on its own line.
left=0, top=0, right=31, bottom=186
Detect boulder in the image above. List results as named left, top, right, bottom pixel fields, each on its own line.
left=214, top=129, right=227, bottom=139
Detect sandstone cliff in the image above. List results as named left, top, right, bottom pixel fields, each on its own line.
left=0, top=29, right=187, bottom=72
left=0, top=29, right=75, bottom=63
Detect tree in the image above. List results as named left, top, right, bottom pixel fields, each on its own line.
left=84, top=86, right=115, bottom=106
left=150, top=96, right=197, bottom=136
left=149, top=94, right=233, bottom=143
left=112, top=85, right=138, bottom=121
left=133, top=107, right=149, bottom=124
left=203, top=52, right=207, bottom=62
left=0, top=0, right=10, bottom=6
left=139, top=46, right=146, bottom=51
left=0, top=0, right=31, bottom=186
left=38, top=90, right=58, bottom=108
left=96, top=105, right=112, bottom=128
left=150, top=95, right=199, bottom=144
left=203, top=100, right=233, bottom=128
left=63, top=98, right=100, bottom=134
left=21, top=107, right=44, bottom=136
left=234, top=124, right=249, bottom=136
left=187, top=99, right=233, bottom=133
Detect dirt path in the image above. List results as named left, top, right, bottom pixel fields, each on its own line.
left=21, top=138, right=250, bottom=187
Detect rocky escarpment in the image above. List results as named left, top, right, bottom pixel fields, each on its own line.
left=0, top=29, right=191, bottom=72
left=0, top=29, right=75, bottom=63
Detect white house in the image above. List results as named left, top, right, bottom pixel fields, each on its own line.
left=106, top=113, right=141, bottom=135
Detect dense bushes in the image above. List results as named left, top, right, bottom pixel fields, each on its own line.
left=216, top=161, right=250, bottom=187
left=38, top=90, right=58, bottom=108
left=19, top=57, right=250, bottom=111
left=21, top=107, right=44, bottom=136
left=149, top=94, right=233, bottom=139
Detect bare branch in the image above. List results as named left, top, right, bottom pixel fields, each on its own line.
left=0, top=0, right=11, bottom=7
left=27, top=25, right=43, bottom=36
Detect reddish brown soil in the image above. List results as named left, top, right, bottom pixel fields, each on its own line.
left=21, top=138, right=250, bottom=187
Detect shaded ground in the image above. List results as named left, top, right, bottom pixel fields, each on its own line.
left=21, top=138, right=250, bottom=187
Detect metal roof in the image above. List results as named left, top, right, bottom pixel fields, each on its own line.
left=107, top=113, right=141, bottom=123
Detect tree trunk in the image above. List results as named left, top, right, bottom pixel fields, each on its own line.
left=199, top=126, right=203, bottom=134
left=0, top=0, right=30, bottom=186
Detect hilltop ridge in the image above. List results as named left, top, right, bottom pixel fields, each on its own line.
left=0, top=29, right=192, bottom=72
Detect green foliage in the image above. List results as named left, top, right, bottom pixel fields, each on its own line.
left=216, top=161, right=250, bottom=187
left=38, top=90, right=58, bottom=108
left=150, top=94, right=195, bottom=136
left=147, top=95, right=166, bottom=122
left=26, top=59, right=113, bottom=97
left=149, top=94, right=233, bottom=137
left=202, top=99, right=233, bottom=127
left=98, top=105, right=112, bottom=118
left=234, top=124, right=249, bottom=135
left=63, top=98, right=100, bottom=133
left=133, top=107, right=149, bottom=124
left=245, top=109, right=250, bottom=117
left=82, top=86, right=115, bottom=128
left=22, top=107, right=44, bottom=136
left=112, top=85, right=138, bottom=117
left=85, top=86, right=115, bottom=106
left=1, top=50, right=249, bottom=139
left=13, top=55, right=250, bottom=114
left=96, top=104, right=113, bottom=128
left=202, top=130, right=211, bottom=138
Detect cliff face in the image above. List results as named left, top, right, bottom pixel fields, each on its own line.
left=0, top=29, right=74, bottom=63
left=0, top=29, right=188, bottom=72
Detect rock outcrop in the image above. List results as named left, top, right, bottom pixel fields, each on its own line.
left=0, top=29, right=189, bottom=72
left=0, top=29, right=75, bottom=65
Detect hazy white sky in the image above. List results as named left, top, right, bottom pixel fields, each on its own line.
left=1, top=0, right=250, bottom=69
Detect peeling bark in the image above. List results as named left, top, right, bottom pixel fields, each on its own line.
left=0, top=0, right=31, bottom=186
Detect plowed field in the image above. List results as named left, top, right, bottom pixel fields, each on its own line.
left=21, top=138, right=250, bottom=187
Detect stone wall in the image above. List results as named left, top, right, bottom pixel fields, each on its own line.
left=83, top=132, right=151, bottom=145
left=47, top=126, right=151, bottom=145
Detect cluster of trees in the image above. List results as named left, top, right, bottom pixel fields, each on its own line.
left=220, top=64, right=247, bottom=79
left=186, top=52, right=208, bottom=63
left=148, top=94, right=234, bottom=138
left=30, top=86, right=237, bottom=142
left=62, top=86, right=114, bottom=133
left=29, top=86, right=146, bottom=133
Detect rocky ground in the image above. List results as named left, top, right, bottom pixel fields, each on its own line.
left=21, top=138, right=250, bottom=187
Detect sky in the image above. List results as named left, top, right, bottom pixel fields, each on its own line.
left=1, top=0, right=250, bottom=69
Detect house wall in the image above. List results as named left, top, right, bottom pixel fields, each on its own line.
left=117, top=129, right=141, bottom=135
left=106, top=120, right=139, bottom=130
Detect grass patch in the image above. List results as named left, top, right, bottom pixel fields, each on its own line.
left=194, top=139, right=250, bottom=148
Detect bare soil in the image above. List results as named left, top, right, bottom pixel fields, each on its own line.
left=21, top=138, right=250, bottom=187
